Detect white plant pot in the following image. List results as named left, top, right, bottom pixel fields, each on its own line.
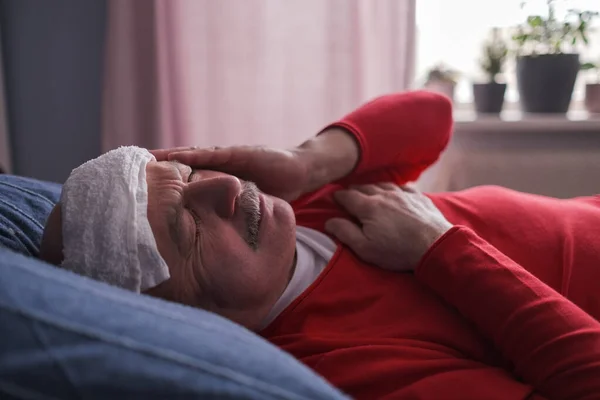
left=585, top=84, right=600, bottom=114
left=424, top=80, right=456, bottom=102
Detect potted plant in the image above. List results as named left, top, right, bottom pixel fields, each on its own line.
left=473, top=28, right=509, bottom=114
left=512, top=1, right=598, bottom=113
left=581, top=61, right=600, bottom=114
left=424, top=63, right=460, bottom=102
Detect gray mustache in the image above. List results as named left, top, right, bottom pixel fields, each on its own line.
left=237, top=181, right=261, bottom=250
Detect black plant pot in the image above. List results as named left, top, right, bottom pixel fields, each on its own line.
left=516, top=54, right=579, bottom=114
left=473, top=83, right=506, bottom=114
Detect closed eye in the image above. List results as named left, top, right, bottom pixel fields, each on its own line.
left=188, top=208, right=203, bottom=240
left=187, top=169, right=196, bottom=183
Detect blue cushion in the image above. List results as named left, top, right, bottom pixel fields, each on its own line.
left=0, top=175, right=61, bottom=256
left=0, top=247, right=345, bottom=399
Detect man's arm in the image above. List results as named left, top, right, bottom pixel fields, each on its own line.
left=294, top=90, right=453, bottom=192
left=293, top=128, right=360, bottom=196
left=327, top=185, right=600, bottom=400
left=416, top=226, right=600, bottom=400
left=156, top=90, right=452, bottom=203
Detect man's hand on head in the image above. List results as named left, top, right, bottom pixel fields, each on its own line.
left=151, top=145, right=310, bottom=202
left=325, top=183, right=453, bottom=272
left=150, top=127, right=359, bottom=203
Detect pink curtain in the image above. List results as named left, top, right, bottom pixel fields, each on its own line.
left=102, top=0, right=416, bottom=152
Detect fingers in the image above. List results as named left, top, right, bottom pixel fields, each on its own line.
left=325, top=218, right=365, bottom=249
left=348, top=184, right=380, bottom=196
left=350, top=182, right=418, bottom=195
left=150, top=146, right=198, bottom=161
left=371, top=182, right=418, bottom=193
left=167, top=146, right=237, bottom=169
left=399, top=184, right=418, bottom=193
left=150, top=146, right=229, bottom=166
left=333, top=190, right=372, bottom=219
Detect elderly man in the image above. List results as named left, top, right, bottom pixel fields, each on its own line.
left=41, top=91, right=600, bottom=399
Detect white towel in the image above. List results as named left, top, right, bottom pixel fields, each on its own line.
left=60, top=146, right=170, bottom=292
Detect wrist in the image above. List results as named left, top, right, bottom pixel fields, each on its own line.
left=293, top=127, right=359, bottom=193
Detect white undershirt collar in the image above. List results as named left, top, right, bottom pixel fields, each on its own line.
left=260, top=226, right=336, bottom=329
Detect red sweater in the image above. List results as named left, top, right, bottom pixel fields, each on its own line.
left=260, top=91, right=600, bottom=400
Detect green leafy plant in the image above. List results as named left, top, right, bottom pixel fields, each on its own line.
left=512, top=0, right=598, bottom=55
left=581, top=61, right=600, bottom=83
left=480, top=28, right=509, bottom=82
left=426, top=63, right=460, bottom=84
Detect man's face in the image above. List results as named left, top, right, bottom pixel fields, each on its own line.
left=143, top=161, right=297, bottom=331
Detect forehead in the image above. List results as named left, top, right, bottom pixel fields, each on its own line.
left=146, top=161, right=188, bottom=179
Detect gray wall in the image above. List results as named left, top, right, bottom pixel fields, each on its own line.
left=0, top=0, right=106, bottom=183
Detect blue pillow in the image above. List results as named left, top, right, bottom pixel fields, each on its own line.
left=0, top=246, right=345, bottom=399
left=0, top=174, right=61, bottom=256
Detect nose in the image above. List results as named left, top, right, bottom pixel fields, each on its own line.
left=184, top=175, right=241, bottom=219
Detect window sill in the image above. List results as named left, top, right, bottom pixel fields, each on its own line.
left=453, top=104, right=600, bottom=134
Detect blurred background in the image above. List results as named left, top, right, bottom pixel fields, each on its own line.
left=416, top=0, right=600, bottom=105
left=0, top=0, right=599, bottom=198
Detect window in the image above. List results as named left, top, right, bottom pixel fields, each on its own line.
left=415, top=0, right=600, bottom=107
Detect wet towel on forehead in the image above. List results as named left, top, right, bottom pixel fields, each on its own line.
left=59, top=146, right=170, bottom=292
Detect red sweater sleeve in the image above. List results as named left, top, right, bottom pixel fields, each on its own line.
left=323, top=90, right=453, bottom=184
left=415, top=226, right=600, bottom=400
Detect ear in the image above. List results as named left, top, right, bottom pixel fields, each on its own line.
left=39, top=203, right=65, bottom=265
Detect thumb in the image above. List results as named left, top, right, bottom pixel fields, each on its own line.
left=325, top=218, right=365, bottom=249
